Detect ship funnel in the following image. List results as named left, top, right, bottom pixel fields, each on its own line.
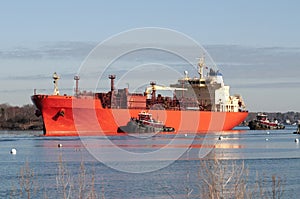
left=74, top=75, right=80, bottom=96
left=53, top=72, right=60, bottom=95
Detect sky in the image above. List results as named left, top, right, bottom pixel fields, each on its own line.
left=0, top=0, right=300, bottom=112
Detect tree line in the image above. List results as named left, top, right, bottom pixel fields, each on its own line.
left=0, top=103, right=43, bottom=130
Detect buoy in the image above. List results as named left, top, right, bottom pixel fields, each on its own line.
left=265, top=138, right=269, bottom=141
left=218, top=136, right=223, bottom=140
left=266, top=131, right=270, bottom=135
left=184, top=133, right=187, bottom=137
left=295, top=138, right=299, bottom=143
left=10, top=148, right=17, bottom=155
left=58, top=143, right=63, bottom=148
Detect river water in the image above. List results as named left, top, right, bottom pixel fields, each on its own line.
left=1, top=126, right=300, bottom=198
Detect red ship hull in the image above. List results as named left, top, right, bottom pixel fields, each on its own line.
left=32, top=95, right=248, bottom=136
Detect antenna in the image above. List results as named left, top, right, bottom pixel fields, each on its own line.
left=53, top=72, right=60, bottom=95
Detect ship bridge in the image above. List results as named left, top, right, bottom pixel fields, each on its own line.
left=169, top=60, right=246, bottom=113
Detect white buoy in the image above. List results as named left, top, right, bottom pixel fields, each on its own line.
left=266, top=131, right=270, bottom=135
left=184, top=133, right=187, bottom=137
left=58, top=143, right=63, bottom=148
left=218, top=136, right=223, bottom=140
left=10, top=148, right=17, bottom=155
left=265, top=138, right=269, bottom=141
left=295, top=138, right=299, bottom=143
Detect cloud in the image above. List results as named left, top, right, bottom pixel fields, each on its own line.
left=0, top=42, right=300, bottom=110
left=205, top=45, right=300, bottom=67
left=0, top=41, right=96, bottom=60
left=232, top=80, right=300, bottom=89
left=203, top=45, right=300, bottom=82
left=2, top=72, right=79, bottom=81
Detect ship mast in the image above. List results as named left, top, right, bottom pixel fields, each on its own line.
left=109, top=75, right=116, bottom=93
left=53, top=72, right=60, bottom=95
left=74, top=75, right=80, bottom=96
left=197, top=55, right=207, bottom=87
left=109, top=75, right=116, bottom=108
left=197, top=55, right=205, bottom=79
left=150, top=81, right=156, bottom=103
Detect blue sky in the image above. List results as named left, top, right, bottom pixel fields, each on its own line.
left=1, top=1, right=299, bottom=46
left=1, top=1, right=300, bottom=112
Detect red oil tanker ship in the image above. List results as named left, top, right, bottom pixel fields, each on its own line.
left=31, top=58, right=248, bottom=136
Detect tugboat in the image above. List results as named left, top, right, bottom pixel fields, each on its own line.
left=118, top=111, right=175, bottom=133
left=293, top=124, right=300, bottom=134
left=248, top=113, right=285, bottom=130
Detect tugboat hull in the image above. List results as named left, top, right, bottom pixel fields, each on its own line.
left=248, top=121, right=285, bottom=130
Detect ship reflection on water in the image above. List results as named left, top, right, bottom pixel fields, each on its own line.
left=34, top=129, right=246, bottom=161
left=1, top=126, right=300, bottom=198
left=33, top=126, right=300, bottom=161
left=1, top=127, right=298, bottom=162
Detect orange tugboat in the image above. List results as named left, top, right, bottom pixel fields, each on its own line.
left=31, top=58, right=248, bottom=136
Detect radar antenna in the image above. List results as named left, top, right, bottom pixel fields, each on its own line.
left=53, top=72, right=60, bottom=95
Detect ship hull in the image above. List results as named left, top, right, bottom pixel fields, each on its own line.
left=32, top=95, right=248, bottom=136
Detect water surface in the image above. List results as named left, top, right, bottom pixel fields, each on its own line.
left=1, top=126, right=299, bottom=198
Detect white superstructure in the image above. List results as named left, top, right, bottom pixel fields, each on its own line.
left=170, top=56, right=246, bottom=112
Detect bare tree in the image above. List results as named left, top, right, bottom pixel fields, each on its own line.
left=19, top=161, right=37, bottom=199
